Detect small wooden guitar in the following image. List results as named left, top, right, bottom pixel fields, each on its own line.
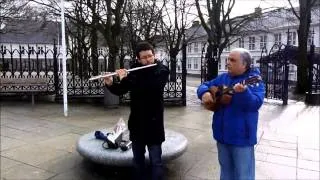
left=204, top=76, right=262, bottom=112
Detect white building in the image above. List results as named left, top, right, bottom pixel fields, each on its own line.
left=164, top=5, right=320, bottom=78
left=0, top=19, right=61, bottom=58
left=0, top=19, right=111, bottom=72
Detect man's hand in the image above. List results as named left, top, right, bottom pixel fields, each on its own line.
left=116, top=69, right=128, bottom=81
left=104, top=75, right=113, bottom=86
left=233, top=83, right=247, bottom=93
left=202, top=92, right=214, bottom=105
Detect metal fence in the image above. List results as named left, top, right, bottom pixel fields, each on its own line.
left=0, top=42, right=187, bottom=105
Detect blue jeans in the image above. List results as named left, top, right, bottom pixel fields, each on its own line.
left=217, top=142, right=255, bottom=180
left=132, top=142, right=163, bottom=180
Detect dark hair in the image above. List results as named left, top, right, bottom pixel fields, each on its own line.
left=135, top=41, right=155, bottom=59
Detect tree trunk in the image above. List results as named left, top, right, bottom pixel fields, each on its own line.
left=169, top=57, right=177, bottom=82
left=295, top=34, right=309, bottom=94
left=91, top=0, right=99, bottom=76
left=295, top=0, right=312, bottom=94
left=205, top=43, right=219, bottom=81
left=91, top=30, right=98, bottom=76
left=108, top=46, right=119, bottom=72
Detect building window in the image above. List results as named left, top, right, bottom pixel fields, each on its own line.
left=307, top=30, right=314, bottom=45
left=239, top=38, right=244, bottom=48
left=1, top=45, right=6, bottom=54
left=187, top=58, right=192, bottom=69
left=194, top=42, right=199, bottom=53
left=260, top=35, right=267, bottom=50
left=187, top=44, right=192, bottom=53
left=288, top=31, right=296, bottom=45
left=28, top=46, right=35, bottom=55
left=37, top=46, right=44, bottom=55
left=218, top=59, right=221, bottom=70
left=193, top=58, right=198, bottom=69
left=19, top=46, right=25, bottom=54
left=249, top=37, right=255, bottom=50
left=98, top=48, right=103, bottom=55
left=274, top=33, right=281, bottom=45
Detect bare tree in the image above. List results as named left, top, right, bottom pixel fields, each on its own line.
left=67, top=0, right=92, bottom=77
left=0, top=0, right=50, bottom=34
left=288, top=0, right=317, bottom=94
left=0, top=0, right=28, bottom=21
left=161, top=0, right=196, bottom=81
left=195, top=0, right=259, bottom=80
left=95, top=0, right=127, bottom=71
left=125, top=0, right=164, bottom=59
left=30, top=0, right=128, bottom=72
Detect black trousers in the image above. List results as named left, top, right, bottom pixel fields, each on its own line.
left=132, top=141, right=163, bottom=180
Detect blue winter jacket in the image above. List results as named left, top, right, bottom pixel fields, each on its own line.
left=197, top=68, right=265, bottom=146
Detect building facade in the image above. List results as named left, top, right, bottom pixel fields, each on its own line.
left=167, top=6, right=320, bottom=79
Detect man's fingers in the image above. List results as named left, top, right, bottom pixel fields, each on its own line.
left=233, top=83, right=247, bottom=92
left=116, top=69, right=128, bottom=77
left=202, top=92, right=214, bottom=104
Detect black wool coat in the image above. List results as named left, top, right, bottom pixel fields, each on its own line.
left=107, top=61, right=169, bottom=144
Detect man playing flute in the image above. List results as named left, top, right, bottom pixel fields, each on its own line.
left=104, top=41, right=169, bottom=180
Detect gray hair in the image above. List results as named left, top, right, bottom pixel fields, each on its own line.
left=231, top=48, right=252, bottom=69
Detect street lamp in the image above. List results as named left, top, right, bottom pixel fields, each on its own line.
left=61, top=0, right=68, bottom=117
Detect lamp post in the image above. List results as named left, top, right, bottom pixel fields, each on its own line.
left=61, top=0, right=68, bottom=117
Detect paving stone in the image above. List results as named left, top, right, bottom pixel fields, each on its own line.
left=49, top=160, right=131, bottom=180
left=181, top=176, right=210, bottom=180
left=298, top=159, right=320, bottom=171
left=36, top=133, right=80, bottom=153
left=256, top=151, right=296, bottom=167
left=298, top=136, right=320, bottom=150
left=1, top=163, right=55, bottom=180
left=256, top=144, right=297, bottom=158
left=185, top=152, right=220, bottom=180
left=36, top=153, right=83, bottom=174
left=0, top=136, right=27, bottom=151
left=0, top=117, right=16, bottom=125
left=165, top=151, right=203, bottom=179
left=261, top=132, right=297, bottom=144
left=0, top=156, right=22, bottom=171
left=3, top=119, right=47, bottom=131
left=297, top=168, right=320, bottom=180
left=266, top=154, right=297, bottom=167
left=1, top=126, right=59, bottom=143
left=1, top=143, right=69, bottom=166
left=0, top=87, right=319, bottom=180
left=298, top=148, right=320, bottom=161
left=256, top=152, right=268, bottom=162
left=256, top=160, right=296, bottom=179
left=259, top=139, right=297, bottom=150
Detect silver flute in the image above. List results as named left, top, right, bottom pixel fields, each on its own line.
left=88, top=63, right=157, bottom=81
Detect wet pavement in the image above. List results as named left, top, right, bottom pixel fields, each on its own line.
left=1, top=79, right=319, bottom=179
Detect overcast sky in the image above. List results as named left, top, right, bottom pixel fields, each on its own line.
left=231, top=0, right=299, bottom=16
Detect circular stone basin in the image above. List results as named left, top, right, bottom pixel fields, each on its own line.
left=76, top=129, right=188, bottom=166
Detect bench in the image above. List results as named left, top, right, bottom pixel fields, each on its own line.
left=306, top=92, right=320, bottom=105
left=0, top=76, right=49, bottom=105
left=76, top=129, right=188, bottom=166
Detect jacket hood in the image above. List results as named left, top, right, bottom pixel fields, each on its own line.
left=247, top=67, right=261, bottom=77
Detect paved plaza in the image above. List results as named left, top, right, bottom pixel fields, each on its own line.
left=1, top=82, right=319, bottom=179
